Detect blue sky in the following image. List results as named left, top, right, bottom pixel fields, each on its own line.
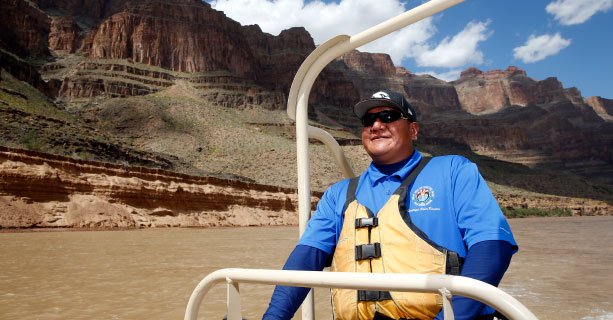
left=205, top=0, right=613, bottom=99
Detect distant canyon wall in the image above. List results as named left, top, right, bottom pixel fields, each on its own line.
left=3, top=0, right=611, bottom=118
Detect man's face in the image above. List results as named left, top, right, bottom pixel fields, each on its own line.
left=361, top=106, right=419, bottom=165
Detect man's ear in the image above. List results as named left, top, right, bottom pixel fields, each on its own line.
left=410, top=122, right=419, bottom=141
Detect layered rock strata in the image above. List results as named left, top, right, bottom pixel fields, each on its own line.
left=50, top=59, right=286, bottom=109
left=49, top=16, right=83, bottom=53
left=88, top=0, right=257, bottom=76
left=421, top=101, right=613, bottom=184
left=0, top=146, right=318, bottom=229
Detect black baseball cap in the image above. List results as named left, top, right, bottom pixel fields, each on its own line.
left=353, top=90, right=417, bottom=122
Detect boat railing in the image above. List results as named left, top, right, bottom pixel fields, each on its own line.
left=184, top=268, right=539, bottom=320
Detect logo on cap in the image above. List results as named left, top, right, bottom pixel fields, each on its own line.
left=372, top=91, right=391, bottom=100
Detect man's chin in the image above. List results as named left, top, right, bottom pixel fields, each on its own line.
left=365, top=148, right=391, bottom=161
left=365, top=141, right=391, bottom=153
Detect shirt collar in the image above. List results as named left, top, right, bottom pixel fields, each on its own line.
left=365, top=150, right=423, bottom=187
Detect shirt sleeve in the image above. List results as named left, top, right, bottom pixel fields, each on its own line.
left=297, top=179, right=348, bottom=254
left=434, top=240, right=514, bottom=319
left=262, top=245, right=331, bottom=320
left=451, top=157, right=517, bottom=250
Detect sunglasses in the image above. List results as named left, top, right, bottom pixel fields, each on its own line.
left=361, top=109, right=409, bottom=127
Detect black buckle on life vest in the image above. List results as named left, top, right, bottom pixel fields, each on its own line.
left=446, top=251, right=464, bottom=276
left=357, top=290, right=392, bottom=301
left=355, top=217, right=378, bottom=228
left=355, top=243, right=381, bottom=260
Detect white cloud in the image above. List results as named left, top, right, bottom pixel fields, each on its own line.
left=210, top=0, right=408, bottom=43
left=413, top=20, right=492, bottom=68
left=513, top=33, right=571, bottom=63
left=546, top=0, right=613, bottom=25
left=210, top=0, right=305, bottom=35
left=209, top=0, right=491, bottom=69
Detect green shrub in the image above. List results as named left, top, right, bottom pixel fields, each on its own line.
left=502, top=207, right=573, bottom=218
left=20, top=130, right=45, bottom=151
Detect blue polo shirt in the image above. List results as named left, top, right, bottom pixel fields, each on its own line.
left=298, top=150, right=517, bottom=257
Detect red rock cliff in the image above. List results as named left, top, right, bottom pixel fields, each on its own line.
left=49, top=16, right=83, bottom=53
left=242, top=25, right=315, bottom=93
left=87, top=0, right=258, bottom=77
left=453, top=66, right=583, bottom=114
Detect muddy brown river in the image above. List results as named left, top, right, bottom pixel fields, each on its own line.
left=1, top=216, right=611, bottom=319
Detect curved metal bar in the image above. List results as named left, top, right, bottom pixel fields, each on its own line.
left=184, top=268, right=539, bottom=320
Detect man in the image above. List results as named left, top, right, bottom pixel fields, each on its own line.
left=263, top=90, right=517, bottom=320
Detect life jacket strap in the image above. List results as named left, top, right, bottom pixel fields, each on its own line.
left=446, top=251, right=464, bottom=275
left=355, top=243, right=381, bottom=260
left=357, top=290, right=392, bottom=301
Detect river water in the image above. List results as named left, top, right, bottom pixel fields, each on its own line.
left=0, top=216, right=611, bottom=320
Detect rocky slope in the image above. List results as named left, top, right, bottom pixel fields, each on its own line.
left=0, top=69, right=182, bottom=171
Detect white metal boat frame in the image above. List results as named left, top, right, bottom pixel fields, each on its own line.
left=184, top=269, right=538, bottom=320
left=185, top=0, right=539, bottom=319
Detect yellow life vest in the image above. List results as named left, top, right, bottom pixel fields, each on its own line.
left=330, top=158, right=461, bottom=320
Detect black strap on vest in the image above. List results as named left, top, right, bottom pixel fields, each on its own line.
left=394, top=158, right=464, bottom=275
left=393, top=157, right=430, bottom=198
left=446, top=251, right=463, bottom=275
left=342, top=174, right=366, bottom=218
left=357, top=290, right=392, bottom=301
